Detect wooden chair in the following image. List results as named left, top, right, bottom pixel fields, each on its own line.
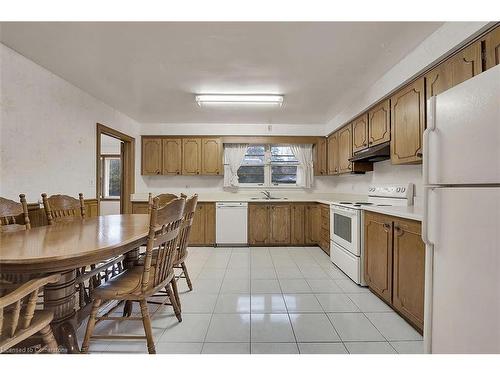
left=147, top=192, right=180, bottom=214
left=0, top=274, right=60, bottom=354
left=173, top=194, right=198, bottom=296
left=0, top=194, right=31, bottom=233
left=81, top=197, right=186, bottom=354
left=41, top=193, right=85, bottom=224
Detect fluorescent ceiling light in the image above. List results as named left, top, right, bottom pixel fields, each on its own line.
left=195, top=94, right=283, bottom=106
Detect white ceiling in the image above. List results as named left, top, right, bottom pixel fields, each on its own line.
left=0, top=22, right=443, bottom=124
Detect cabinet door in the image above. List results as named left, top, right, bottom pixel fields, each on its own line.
left=305, top=204, right=321, bottom=245
left=327, top=133, right=338, bottom=175
left=390, top=78, right=425, bottom=165
left=248, top=204, right=269, bottom=245
left=131, top=202, right=149, bottom=214
left=201, top=138, right=222, bottom=176
left=392, top=218, right=425, bottom=331
left=368, top=100, right=391, bottom=147
left=162, top=138, right=182, bottom=175
left=352, top=114, right=369, bottom=154
left=269, top=204, right=291, bottom=245
left=291, top=204, right=306, bottom=245
left=313, top=138, right=328, bottom=176
left=364, top=211, right=393, bottom=304
left=142, top=138, right=162, bottom=175
left=204, top=203, right=216, bottom=245
left=189, top=203, right=206, bottom=245
left=320, top=205, right=330, bottom=255
left=182, top=138, right=202, bottom=175
left=425, top=40, right=482, bottom=100
left=338, top=125, right=353, bottom=174
left=484, top=26, right=500, bottom=69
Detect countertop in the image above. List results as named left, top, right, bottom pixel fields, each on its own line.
left=131, top=192, right=423, bottom=221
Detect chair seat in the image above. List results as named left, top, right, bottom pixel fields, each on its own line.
left=0, top=310, right=54, bottom=352
left=92, top=266, right=174, bottom=300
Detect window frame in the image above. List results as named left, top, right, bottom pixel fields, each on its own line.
left=100, top=154, right=122, bottom=200
left=237, top=145, right=300, bottom=189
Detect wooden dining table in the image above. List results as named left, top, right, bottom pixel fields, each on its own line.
left=0, top=214, right=150, bottom=353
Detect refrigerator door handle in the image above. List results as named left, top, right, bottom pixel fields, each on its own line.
left=422, top=186, right=435, bottom=247
left=423, top=97, right=437, bottom=187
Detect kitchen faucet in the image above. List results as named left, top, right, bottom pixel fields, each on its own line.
left=261, top=190, right=272, bottom=199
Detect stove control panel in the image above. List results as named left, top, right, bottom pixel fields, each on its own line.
left=368, top=184, right=414, bottom=199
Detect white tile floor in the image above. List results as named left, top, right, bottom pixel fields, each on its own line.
left=78, top=246, right=423, bottom=354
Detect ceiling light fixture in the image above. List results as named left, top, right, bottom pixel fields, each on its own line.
left=195, top=94, right=283, bottom=106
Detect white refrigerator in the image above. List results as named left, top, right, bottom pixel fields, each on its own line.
left=423, top=64, right=500, bottom=353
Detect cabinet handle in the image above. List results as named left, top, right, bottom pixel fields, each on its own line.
left=417, top=152, right=423, bottom=158
left=383, top=223, right=391, bottom=231
left=156, top=170, right=160, bottom=175
left=196, top=171, right=200, bottom=175
left=369, top=141, right=373, bottom=145
left=394, top=225, right=404, bottom=235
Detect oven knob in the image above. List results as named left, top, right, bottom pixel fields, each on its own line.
left=396, top=187, right=401, bottom=192
left=401, top=187, right=406, bottom=192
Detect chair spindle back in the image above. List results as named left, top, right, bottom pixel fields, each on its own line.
left=42, top=193, right=85, bottom=225
left=142, top=197, right=185, bottom=293
left=174, top=194, right=198, bottom=264
left=0, top=194, right=31, bottom=233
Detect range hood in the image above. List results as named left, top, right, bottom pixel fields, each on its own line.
left=349, top=141, right=390, bottom=163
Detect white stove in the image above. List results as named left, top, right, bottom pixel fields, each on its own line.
left=330, top=184, right=414, bottom=285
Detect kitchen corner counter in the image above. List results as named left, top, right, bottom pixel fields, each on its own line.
left=361, top=205, right=422, bottom=221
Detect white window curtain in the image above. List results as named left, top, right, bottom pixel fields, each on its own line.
left=223, top=144, right=249, bottom=187
left=290, top=144, right=314, bottom=188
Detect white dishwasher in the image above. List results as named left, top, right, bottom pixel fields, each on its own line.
left=216, top=202, right=248, bottom=246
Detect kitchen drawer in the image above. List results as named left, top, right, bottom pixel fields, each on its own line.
left=331, top=242, right=360, bottom=284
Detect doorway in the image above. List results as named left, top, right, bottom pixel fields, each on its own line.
left=96, top=123, right=135, bottom=214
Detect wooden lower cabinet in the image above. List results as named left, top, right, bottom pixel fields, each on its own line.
left=248, top=204, right=270, bottom=245
left=305, top=204, right=321, bottom=245
left=291, top=203, right=306, bottom=244
left=131, top=202, right=149, bottom=214
left=364, top=211, right=425, bottom=332
left=269, top=204, right=291, bottom=244
left=392, top=218, right=425, bottom=330
left=319, top=204, right=330, bottom=255
left=249, top=202, right=326, bottom=248
left=189, top=202, right=215, bottom=246
left=364, top=211, right=393, bottom=304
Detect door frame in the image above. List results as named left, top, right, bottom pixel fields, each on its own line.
left=96, top=123, right=135, bottom=214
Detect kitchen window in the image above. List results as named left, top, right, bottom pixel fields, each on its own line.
left=100, top=155, right=121, bottom=199
left=237, top=145, right=299, bottom=187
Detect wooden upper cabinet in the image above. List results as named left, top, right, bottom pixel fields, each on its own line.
left=484, top=26, right=500, bottom=69
left=182, top=138, right=202, bottom=175
left=201, top=138, right=222, bottom=176
left=368, top=100, right=391, bottom=147
left=425, top=40, right=482, bottom=100
left=305, top=204, right=321, bottom=245
left=392, top=217, right=425, bottom=331
left=364, top=211, right=393, bottom=304
left=337, top=124, right=353, bottom=174
left=327, top=133, right=338, bottom=175
left=390, top=77, right=425, bottom=165
left=142, top=138, right=162, bottom=175
left=162, top=138, right=182, bottom=175
left=313, top=138, right=328, bottom=176
left=352, top=114, right=369, bottom=154
left=248, top=204, right=270, bottom=245
left=290, top=204, right=306, bottom=245
left=269, top=204, right=291, bottom=245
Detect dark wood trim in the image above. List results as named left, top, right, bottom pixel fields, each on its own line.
left=96, top=123, right=135, bottom=214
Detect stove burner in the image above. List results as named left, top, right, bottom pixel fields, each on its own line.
left=354, top=202, right=373, bottom=205
left=339, top=202, right=353, bottom=204
left=376, top=204, right=392, bottom=207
